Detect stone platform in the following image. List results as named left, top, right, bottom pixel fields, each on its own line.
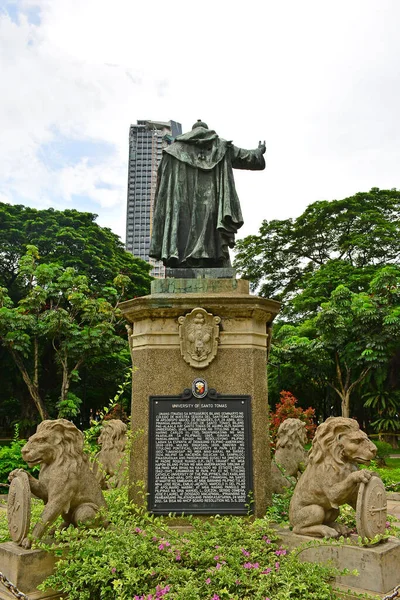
left=119, top=278, right=280, bottom=517
left=276, top=527, right=400, bottom=597
left=0, top=542, right=60, bottom=599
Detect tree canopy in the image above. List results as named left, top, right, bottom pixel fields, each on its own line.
left=271, top=267, right=400, bottom=418
left=0, top=203, right=151, bottom=430
left=235, top=189, right=400, bottom=426
left=0, top=246, right=132, bottom=421
left=234, top=188, right=400, bottom=318
left=0, top=202, right=152, bottom=302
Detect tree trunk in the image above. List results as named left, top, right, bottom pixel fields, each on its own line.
left=341, top=393, right=350, bottom=418
left=10, top=349, right=48, bottom=420
left=60, top=366, right=70, bottom=403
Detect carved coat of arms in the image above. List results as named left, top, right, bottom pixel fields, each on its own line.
left=178, top=307, right=221, bottom=368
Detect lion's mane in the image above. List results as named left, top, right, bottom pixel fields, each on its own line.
left=34, top=418, right=87, bottom=476
left=276, top=418, right=307, bottom=451
left=98, top=420, right=127, bottom=453
left=307, top=416, right=360, bottom=467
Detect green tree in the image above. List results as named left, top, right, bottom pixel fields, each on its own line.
left=234, top=188, right=400, bottom=318
left=272, top=267, right=400, bottom=418
left=0, top=203, right=152, bottom=302
left=0, top=246, right=129, bottom=420
left=0, top=203, right=151, bottom=426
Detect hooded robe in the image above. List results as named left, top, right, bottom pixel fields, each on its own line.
left=149, top=126, right=265, bottom=268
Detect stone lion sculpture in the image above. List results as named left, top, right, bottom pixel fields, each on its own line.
left=289, top=417, right=377, bottom=538
left=93, top=419, right=128, bottom=489
left=272, top=418, right=308, bottom=493
left=9, top=419, right=107, bottom=548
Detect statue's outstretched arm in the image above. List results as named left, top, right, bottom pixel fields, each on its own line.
left=231, top=142, right=266, bottom=170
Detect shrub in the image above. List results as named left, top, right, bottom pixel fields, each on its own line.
left=39, top=487, right=342, bottom=600
left=372, top=440, right=393, bottom=465
left=269, top=391, right=316, bottom=448
left=0, top=425, right=39, bottom=484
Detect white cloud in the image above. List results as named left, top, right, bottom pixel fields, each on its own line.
left=1, top=0, right=400, bottom=244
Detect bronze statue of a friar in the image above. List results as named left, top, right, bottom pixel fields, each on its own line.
left=149, top=120, right=266, bottom=268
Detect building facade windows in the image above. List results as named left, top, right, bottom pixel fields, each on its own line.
left=125, top=119, right=182, bottom=278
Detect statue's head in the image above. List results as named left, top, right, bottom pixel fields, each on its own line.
left=192, top=119, right=209, bottom=130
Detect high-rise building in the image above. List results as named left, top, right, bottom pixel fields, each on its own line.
left=126, top=119, right=182, bottom=278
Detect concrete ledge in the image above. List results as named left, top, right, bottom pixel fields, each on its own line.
left=164, top=267, right=237, bottom=280
left=0, top=542, right=60, bottom=599
left=151, top=277, right=248, bottom=295
left=276, top=527, right=400, bottom=595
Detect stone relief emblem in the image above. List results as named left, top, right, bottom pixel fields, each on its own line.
left=356, top=475, right=387, bottom=538
left=7, top=470, right=31, bottom=545
left=178, top=307, right=221, bottom=368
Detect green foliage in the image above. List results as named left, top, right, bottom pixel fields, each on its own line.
left=372, top=440, right=394, bottom=462
left=271, top=267, right=400, bottom=418
left=0, top=202, right=150, bottom=427
left=39, top=487, right=341, bottom=600
left=265, top=489, right=293, bottom=525
left=234, top=188, right=400, bottom=316
left=0, top=202, right=152, bottom=303
left=0, top=246, right=132, bottom=420
left=236, top=189, right=400, bottom=423
left=0, top=425, right=39, bottom=484
left=84, top=368, right=133, bottom=457
left=56, top=392, right=82, bottom=419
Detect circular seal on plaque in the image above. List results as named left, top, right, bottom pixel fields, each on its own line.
left=7, top=471, right=31, bottom=545
left=356, top=475, right=387, bottom=539
left=192, top=378, right=208, bottom=399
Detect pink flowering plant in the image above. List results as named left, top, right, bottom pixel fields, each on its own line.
left=38, top=486, right=343, bottom=599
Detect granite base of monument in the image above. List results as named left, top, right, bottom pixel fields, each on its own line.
left=0, top=542, right=60, bottom=600
left=276, top=527, right=400, bottom=596
left=119, top=278, right=280, bottom=517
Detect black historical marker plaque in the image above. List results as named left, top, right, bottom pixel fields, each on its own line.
left=148, top=387, right=253, bottom=515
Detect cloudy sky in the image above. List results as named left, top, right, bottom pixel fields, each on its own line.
left=1, top=0, right=400, bottom=243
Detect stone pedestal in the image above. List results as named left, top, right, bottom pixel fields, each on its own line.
left=0, top=542, right=59, bottom=599
left=276, top=528, right=400, bottom=596
left=119, top=278, right=280, bottom=517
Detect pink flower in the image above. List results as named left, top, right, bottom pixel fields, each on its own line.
left=211, top=595, right=220, bottom=600
left=175, top=554, right=181, bottom=561
left=275, top=547, right=287, bottom=556
left=111, top=567, right=116, bottom=573
left=243, top=562, right=259, bottom=569
left=214, top=555, right=219, bottom=560
left=215, top=563, right=222, bottom=570
left=241, top=548, right=250, bottom=557
left=275, top=561, right=280, bottom=570
left=235, top=579, right=240, bottom=585
left=263, top=536, right=271, bottom=544
left=205, top=578, right=211, bottom=584
left=158, top=543, right=165, bottom=550
left=262, top=568, right=272, bottom=574
left=386, top=521, right=391, bottom=528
